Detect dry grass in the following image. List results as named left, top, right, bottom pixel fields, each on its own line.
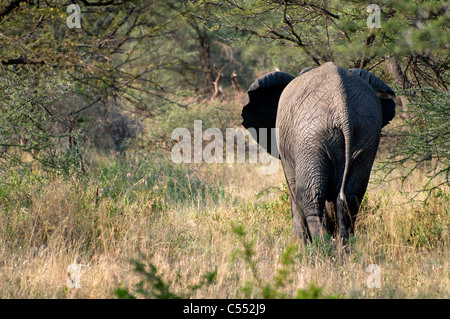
left=0, top=152, right=448, bottom=299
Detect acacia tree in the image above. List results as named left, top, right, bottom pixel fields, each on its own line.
left=0, top=0, right=188, bottom=171
left=189, top=0, right=448, bottom=87
left=378, top=88, right=449, bottom=192
left=162, top=10, right=245, bottom=98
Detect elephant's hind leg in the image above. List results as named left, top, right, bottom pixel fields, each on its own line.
left=295, top=174, right=330, bottom=241
left=324, top=200, right=337, bottom=236
left=337, top=146, right=378, bottom=243
left=291, top=198, right=310, bottom=244
left=283, top=162, right=309, bottom=243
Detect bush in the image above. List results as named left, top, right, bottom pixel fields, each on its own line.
left=231, top=224, right=341, bottom=299
left=0, top=154, right=228, bottom=254
left=143, top=97, right=241, bottom=153
left=96, top=155, right=228, bottom=207
left=115, top=259, right=217, bottom=299
left=378, top=88, right=449, bottom=192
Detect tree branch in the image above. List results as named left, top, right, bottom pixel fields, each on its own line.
left=67, top=97, right=101, bottom=116
left=1, top=58, right=45, bottom=65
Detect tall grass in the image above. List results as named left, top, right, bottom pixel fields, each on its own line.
left=0, top=151, right=448, bottom=298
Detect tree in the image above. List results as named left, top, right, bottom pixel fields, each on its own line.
left=188, top=0, right=448, bottom=88
left=378, top=88, right=449, bottom=192
left=0, top=0, right=187, bottom=171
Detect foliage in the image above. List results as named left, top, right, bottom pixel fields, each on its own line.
left=2, top=0, right=448, bottom=181
left=115, top=258, right=217, bottom=299
left=0, top=0, right=180, bottom=98
left=115, top=260, right=182, bottom=299
left=0, top=154, right=448, bottom=298
left=96, top=155, right=228, bottom=206
left=378, top=88, right=449, bottom=191
left=114, top=222, right=340, bottom=299
left=231, top=224, right=341, bottom=299
left=0, top=0, right=193, bottom=172
left=0, top=154, right=227, bottom=252
left=0, top=66, right=85, bottom=173
left=143, top=96, right=241, bottom=153
left=189, top=0, right=449, bottom=86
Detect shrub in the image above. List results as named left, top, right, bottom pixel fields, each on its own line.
left=378, top=88, right=449, bottom=193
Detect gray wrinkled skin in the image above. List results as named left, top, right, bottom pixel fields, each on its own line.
left=242, top=62, right=397, bottom=245
left=277, top=62, right=387, bottom=243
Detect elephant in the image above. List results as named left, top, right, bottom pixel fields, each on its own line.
left=242, top=62, right=397, bottom=244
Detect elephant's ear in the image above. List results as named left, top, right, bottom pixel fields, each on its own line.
left=241, top=71, right=295, bottom=157
left=348, top=68, right=397, bottom=127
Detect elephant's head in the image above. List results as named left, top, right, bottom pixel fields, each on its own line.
left=241, top=66, right=397, bottom=154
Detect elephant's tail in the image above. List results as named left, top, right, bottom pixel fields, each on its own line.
left=339, top=123, right=352, bottom=201
left=337, top=122, right=353, bottom=240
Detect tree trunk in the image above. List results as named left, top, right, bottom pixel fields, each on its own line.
left=385, top=56, right=410, bottom=115
left=191, top=24, right=214, bottom=95
left=230, top=70, right=241, bottom=93
left=211, top=73, right=223, bottom=100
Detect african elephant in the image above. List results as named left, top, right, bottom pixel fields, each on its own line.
left=242, top=62, right=397, bottom=244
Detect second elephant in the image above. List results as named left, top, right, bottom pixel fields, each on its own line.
left=242, top=62, right=397, bottom=243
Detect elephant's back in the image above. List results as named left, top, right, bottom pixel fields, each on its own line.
left=276, top=62, right=383, bottom=167
left=277, top=62, right=382, bottom=130
left=277, top=63, right=345, bottom=131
